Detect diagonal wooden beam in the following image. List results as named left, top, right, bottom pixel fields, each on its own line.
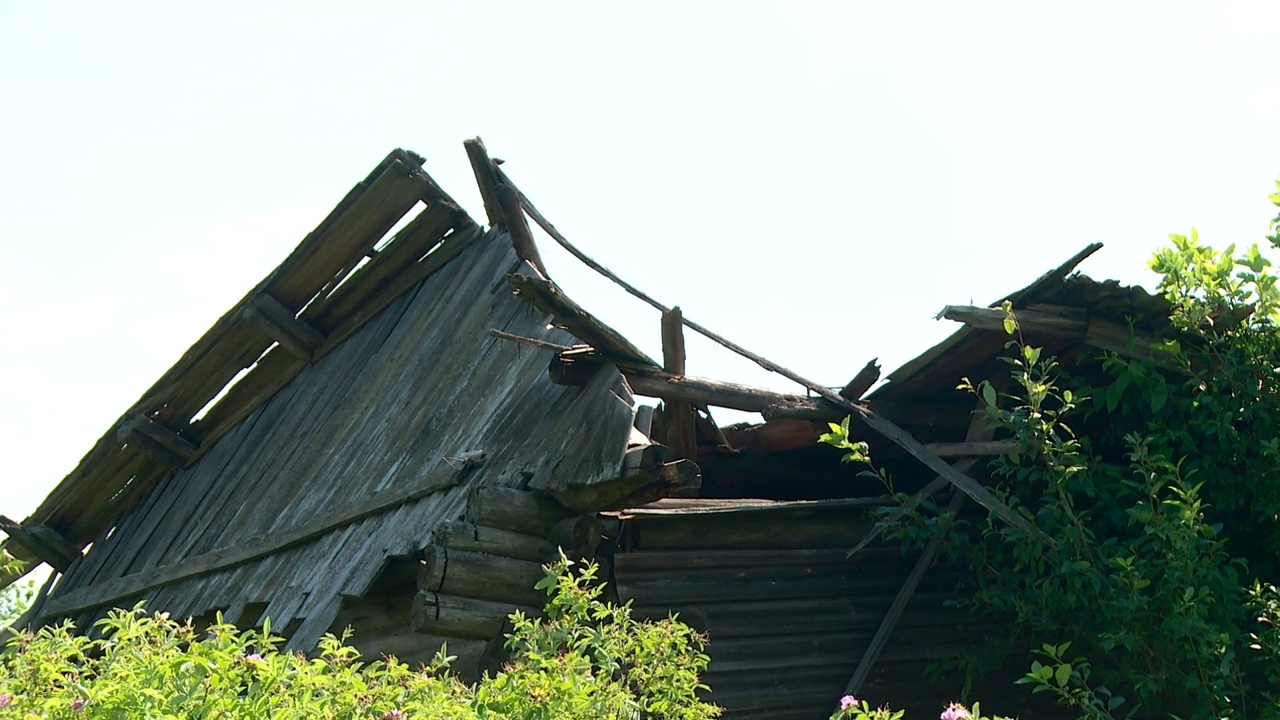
left=843, top=489, right=967, bottom=698
left=847, top=400, right=993, bottom=558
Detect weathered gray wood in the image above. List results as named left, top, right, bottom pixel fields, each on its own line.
left=661, top=307, right=698, bottom=462
left=840, top=358, right=881, bottom=401
left=244, top=293, right=326, bottom=360
left=552, top=455, right=700, bottom=514
left=433, top=521, right=556, bottom=563
left=463, top=138, right=504, bottom=228
left=527, top=364, right=638, bottom=498
left=466, top=486, right=580, bottom=536
left=118, top=415, right=197, bottom=468
left=418, top=547, right=548, bottom=607
left=495, top=167, right=1033, bottom=535
left=0, top=517, right=78, bottom=571
left=924, top=440, right=1017, bottom=457
left=507, top=274, right=655, bottom=365
left=411, top=591, right=536, bottom=639
left=42, top=457, right=479, bottom=618
left=494, top=183, right=547, bottom=277
left=554, top=359, right=811, bottom=414
left=844, top=491, right=967, bottom=697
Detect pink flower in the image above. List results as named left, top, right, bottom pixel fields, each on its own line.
left=840, top=695, right=859, bottom=710
left=71, top=696, right=86, bottom=713
left=381, top=711, right=407, bottom=720
left=940, top=702, right=971, bottom=720
left=0, top=694, right=11, bottom=707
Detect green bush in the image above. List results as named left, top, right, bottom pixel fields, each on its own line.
left=822, top=182, right=1280, bottom=718
left=0, top=554, right=719, bottom=719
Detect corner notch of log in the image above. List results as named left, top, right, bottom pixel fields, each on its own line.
left=117, top=415, right=197, bottom=468
left=0, top=516, right=79, bottom=571
left=244, top=293, right=327, bottom=361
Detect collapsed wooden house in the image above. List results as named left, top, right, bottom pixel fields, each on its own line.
left=0, top=140, right=1172, bottom=718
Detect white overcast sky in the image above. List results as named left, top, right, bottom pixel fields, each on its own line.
left=1, top=2, right=1278, bottom=525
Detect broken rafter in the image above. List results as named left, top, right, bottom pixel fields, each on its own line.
left=840, top=358, right=880, bottom=401
left=494, top=168, right=1034, bottom=537
left=940, top=304, right=1173, bottom=368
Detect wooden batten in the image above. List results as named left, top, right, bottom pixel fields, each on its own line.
left=118, top=415, right=197, bottom=468
left=244, top=293, right=326, bottom=360
left=411, top=590, right=536, bottom=640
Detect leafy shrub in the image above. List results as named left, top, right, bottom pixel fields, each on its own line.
left=0, top=553, right=718, bottom=719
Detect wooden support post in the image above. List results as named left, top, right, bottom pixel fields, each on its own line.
left=661, top=307, right=698, bottom=462
left=118, top=415, right=197, bottom=468
left=244, top=293, right=326, bottom=360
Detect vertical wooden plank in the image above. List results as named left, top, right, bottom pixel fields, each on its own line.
left=661, top=307, right=698, bottom=462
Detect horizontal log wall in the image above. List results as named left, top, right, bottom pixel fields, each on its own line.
left=611, top=499, right=1021, bottom=719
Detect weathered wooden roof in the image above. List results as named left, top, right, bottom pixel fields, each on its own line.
left=28, top=215, right=645, bottom=651
left=3, top=149, right=475, bottom=583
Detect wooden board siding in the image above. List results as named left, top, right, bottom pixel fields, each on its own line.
left=611, top=499, right=1030, bottom=719
left=40, top=231, right=621, bottom=653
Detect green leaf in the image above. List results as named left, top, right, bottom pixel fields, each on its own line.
left=1003, top=314, right=1017, bottom=335
left=1150, top=382, right=1168, bottom=413
left=1054, top=663, right=1072, bottom=687
left=981, top=381, right=998, bottom=409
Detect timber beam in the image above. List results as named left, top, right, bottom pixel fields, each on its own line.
left=117, top=415, right=198, bottom=468
left=0, top=517, right=79, bottom=571
left=244, top=293, right=326, bottom=360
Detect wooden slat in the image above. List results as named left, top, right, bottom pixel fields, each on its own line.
left=302, top=202, right=466, bottom=330
left=41, top=456, right=482, bottom=618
